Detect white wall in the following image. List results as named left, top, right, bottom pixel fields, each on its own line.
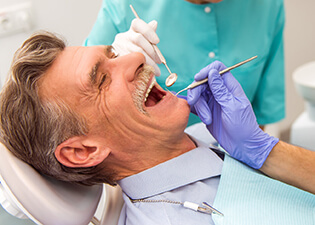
left=0, top=0, right=314, bottom=140
left=0, top=0, right=102, bottom=85
left=280, top=0, right=315, bottom=141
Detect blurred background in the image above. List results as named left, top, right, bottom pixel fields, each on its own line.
left=1, top=0, right=315, bottom=141
left=1, top=0, right=314, bottom=142
left=0, top=0, right=314, bottom=223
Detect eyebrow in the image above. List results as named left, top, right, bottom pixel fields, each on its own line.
left=88, top=46, right=112, bottom=85
left=89, top=61, right=100, bottom=86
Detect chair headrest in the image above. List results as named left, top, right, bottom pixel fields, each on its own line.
left=0, top=143, right=102, bottom=225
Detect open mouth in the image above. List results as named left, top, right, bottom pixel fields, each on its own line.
left=144, top=77, right=166, bottom=107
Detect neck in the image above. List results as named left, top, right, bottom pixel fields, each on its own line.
left=111, top=133, right=196, bottom=180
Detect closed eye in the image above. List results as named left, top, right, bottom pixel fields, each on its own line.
left=98, top=74, right=107, bottom=90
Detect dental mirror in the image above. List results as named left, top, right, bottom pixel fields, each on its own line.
left=163, top=62, right=177, bottom=87
left=165, top=73, right=178, bottom=87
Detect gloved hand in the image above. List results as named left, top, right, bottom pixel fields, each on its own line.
left=186, top=61, right=279, bottom=169
left=112, top=18, right=162, bottom=76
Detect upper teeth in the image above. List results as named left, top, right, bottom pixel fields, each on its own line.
left=144, top=77, right=156, bottom=103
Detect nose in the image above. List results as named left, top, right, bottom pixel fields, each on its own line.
left=112, top=52, right=146, bottom=82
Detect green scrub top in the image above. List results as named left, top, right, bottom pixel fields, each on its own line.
left=84, top=0, right=285, bottom=126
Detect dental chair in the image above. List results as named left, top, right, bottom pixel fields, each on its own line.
left=0, top=142, right=123, bottom=225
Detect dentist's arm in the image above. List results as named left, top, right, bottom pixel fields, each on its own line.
left=187, top=61, right=315, bottom=194
left=261, top=141, right=315, bottom=194
left=112, top=18, right=162, bottom=76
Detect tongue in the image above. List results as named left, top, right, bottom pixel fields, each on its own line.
left=145, top=96, right=157, bottom=107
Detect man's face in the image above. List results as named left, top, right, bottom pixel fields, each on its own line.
left=185, top=0, right=223, bottom=4
left=39, top=46, right=190, bottom=149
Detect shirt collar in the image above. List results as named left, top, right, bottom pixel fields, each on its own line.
left=118, top=137, right=223, bottom=199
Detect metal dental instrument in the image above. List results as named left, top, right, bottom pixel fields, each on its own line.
left=175, top=55, right=258, bottom=96
left=130, top=5, right=178, bottom=87
left=202, top=202, right=224, bottom=216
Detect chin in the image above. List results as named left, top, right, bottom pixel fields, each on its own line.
left=168, top=98, right=191, bottom=130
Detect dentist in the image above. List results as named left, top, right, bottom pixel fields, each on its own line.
left=187, top=61, right=315, bottom=194
left=109, top=17, right=314, bottom=194
left=85, top=0, right=285, bottom=127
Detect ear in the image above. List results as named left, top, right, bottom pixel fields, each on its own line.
left=54, top=136, right=111, bottom=168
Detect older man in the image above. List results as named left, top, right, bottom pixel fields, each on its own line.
left=0, top=32, right=314, bottom=225
left=0, top=31, right=195, bottom=186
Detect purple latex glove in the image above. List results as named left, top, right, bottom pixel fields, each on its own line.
left=187, top=61, right=279, bottom=169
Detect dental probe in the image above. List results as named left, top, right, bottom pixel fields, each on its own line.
left=129, top=5, right=178, bottom=87
left=175, top=55, right=258, bottom=96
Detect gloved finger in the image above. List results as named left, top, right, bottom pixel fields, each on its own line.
left=131, top=19, right=160, bottom=45
left=194, top=64, right=212, bottom=81
left=221, top=71, right=246, bottom=98
left=170, top=91, right=187, bottom=100
left=187, top=82, right=207, bottom=106
left=190, top=105, right=197, bottom=115
left=193, top=97, right=212, bottom=125
left=112, top=33, right=131, bottom=56
left=170, top=91, right=176, bottom=95
left=206, top=61, right=246, bottom=99
left=123, top=40, right=161, bottom=76
left=207, top=68, right=234, bottom=107
left=178, top=95, right=187, bottom=100
left=148, top=20, right=158, bottom=31
left=128, top=31, right=162, bottom=64
left=112, top=44, right=129, bottom=56
left=194, top=61, right=228, bottom=81
left=145, top=56, right=161, bottom=76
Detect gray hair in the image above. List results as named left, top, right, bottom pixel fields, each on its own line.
left=0, top=31, right=116, bottom=186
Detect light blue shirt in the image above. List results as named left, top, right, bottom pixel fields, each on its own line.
left=84, top=0, right=285, bottom=126
left=116, top=138, right=315, bottom=225
left=117, top=138, right=223, bottom=225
